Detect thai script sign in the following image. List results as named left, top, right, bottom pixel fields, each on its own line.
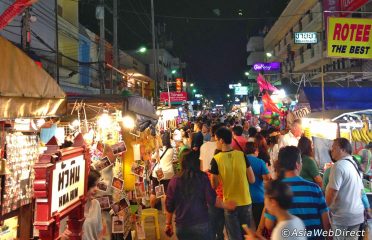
left=51, top=155, right=86, bottom=214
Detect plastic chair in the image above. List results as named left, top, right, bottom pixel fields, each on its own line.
left=141, top=208, right=160, bottom=239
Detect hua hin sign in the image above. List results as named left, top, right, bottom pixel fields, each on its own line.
left=253, top=62, right=281, bottom=72
left=51, top=155, right=86, bottom=214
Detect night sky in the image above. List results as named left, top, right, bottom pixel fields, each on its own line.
left=80, top=0, right=288, bottom=102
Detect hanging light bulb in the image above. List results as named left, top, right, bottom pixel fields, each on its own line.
left=122, top=115, right=135, bottom=129
left=97, top=113, right=112, bottom=129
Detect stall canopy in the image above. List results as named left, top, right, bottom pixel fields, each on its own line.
left=299, top=87, right=372, bottom=112
left=0, top=36, right=66, bottom=119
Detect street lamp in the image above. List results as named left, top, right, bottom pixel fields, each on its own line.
left=266, top=52, right=272, bottom=58
left=193, top=89, right=197, bottom=93
left=137, top=46, right=147, bottom=53
left=244, top=71, right=250, bottom=76
left=171, top=69, right=177, bottom=74
left=227, top=94, right=230, bottom=97
left=190, top=83, right=194, bottom=87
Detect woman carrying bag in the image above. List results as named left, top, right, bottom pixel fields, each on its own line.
left=150, top=130, right=175, bottom=209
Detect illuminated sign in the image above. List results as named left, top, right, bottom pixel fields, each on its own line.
left=253, top=62, right=281, bottom=72
left=234, top=86, right=248, bottom=95
left=294, top=32, right=318, bottom=44
left=51, top=155, right=86, bottom=214
left=229, top=83, right=241, bottom=89
left=160, top=92, right=188, bottom=102
left=327, top=17, right=372, bottom=59
left=175, top=78, right=183, bottom=92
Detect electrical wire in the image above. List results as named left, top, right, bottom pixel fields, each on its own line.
left=126, top=0, right=151, bottom=34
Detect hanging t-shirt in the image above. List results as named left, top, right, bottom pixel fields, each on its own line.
left=83, top=199, right=103, bottom=240
left=271, top=215, right=306, bottom=240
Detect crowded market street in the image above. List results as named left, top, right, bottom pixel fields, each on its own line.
left=1, top=0, right=372, bottom=240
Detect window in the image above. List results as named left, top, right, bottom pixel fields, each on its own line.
left=58, top=5, right=63, bottom=16
left=300, top=47, right=304, bottom=63
left=307, top=10, right=313, bottom=21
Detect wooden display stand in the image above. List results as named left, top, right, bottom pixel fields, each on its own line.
left=33, top=135, right=90, bottom=240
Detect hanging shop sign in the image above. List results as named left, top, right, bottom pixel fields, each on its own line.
left=294, top=32, right=318, bottom=44
left=51, top=155, right=86, bottom=214
left=340, top=0, right=368, bottom=17
left=34, top=137, right=88, bottom=240
left=292, top=107, right=311, bottom=120
left=175, top=78, right=183, bottom=92
left=327, top=17, right=372, bottom=59
left=234, top=86, right=248, bottom=95
left=253, top=62, right=281, bottom=72
left=160, top=92, right=187, bottom=103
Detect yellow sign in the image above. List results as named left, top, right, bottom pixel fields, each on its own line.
left=327, top=17, right=372, bottom=59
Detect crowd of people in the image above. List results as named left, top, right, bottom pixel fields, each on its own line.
left=149, top=113, right=370, bottom=240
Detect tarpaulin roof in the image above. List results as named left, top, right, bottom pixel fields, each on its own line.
left=0, top=36, right=66, bottom=119
left=299, top=87, right=372, bottom=112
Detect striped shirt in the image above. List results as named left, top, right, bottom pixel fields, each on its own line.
left=265, top=176, right=329, bottom=240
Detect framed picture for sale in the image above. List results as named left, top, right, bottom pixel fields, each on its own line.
left=112, top=216, right=124, bottom=233
left=155, top=184, right=165, bottom=199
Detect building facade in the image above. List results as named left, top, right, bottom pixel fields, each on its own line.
left=264, top=0, right=372, bottom=88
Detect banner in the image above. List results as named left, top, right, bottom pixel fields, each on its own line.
left=340, top=0, right=368, bottom=17
left=327, top=17, right=372, bottom=59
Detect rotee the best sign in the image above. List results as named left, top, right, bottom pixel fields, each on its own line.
left=327, top=17, right=372, bottom=59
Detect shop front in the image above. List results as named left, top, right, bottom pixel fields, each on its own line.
left=0, top=35, right=67, bottom=239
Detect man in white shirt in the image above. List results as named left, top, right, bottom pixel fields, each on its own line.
left=278, top=119, right=302, bottom=149
left=200, top=124, right=222, bottom=172
left=326, top=138, right=364, bottom=240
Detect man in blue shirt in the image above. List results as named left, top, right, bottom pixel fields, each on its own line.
left=263, top=146, right=331, bottom=240
left=246, top=142, right=270, bottom=229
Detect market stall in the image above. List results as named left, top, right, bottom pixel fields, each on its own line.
left=55, top=95, right=159, bottom=239
left=297, top=87, right=372, bottom=203
left=0, top=35, right=66, bottom=239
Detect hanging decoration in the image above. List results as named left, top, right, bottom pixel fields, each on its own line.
left=256, top=73, right=278, bottom=93
left=262, top=92, right=284, bottom=116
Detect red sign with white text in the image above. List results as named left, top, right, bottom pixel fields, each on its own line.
left=160, top=92, right=187, bottom=102
left=340, top=0, right=368, bottom=16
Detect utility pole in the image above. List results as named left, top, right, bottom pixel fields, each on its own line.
left=97, top=0, right=105, bottom=95
left=113, top=0, right=118, bottom=94
left=151, top=0, right=158, bottom=107
left=55, top=0, right=59, bottom=84
left=21, top=7, right=31, bottom=51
